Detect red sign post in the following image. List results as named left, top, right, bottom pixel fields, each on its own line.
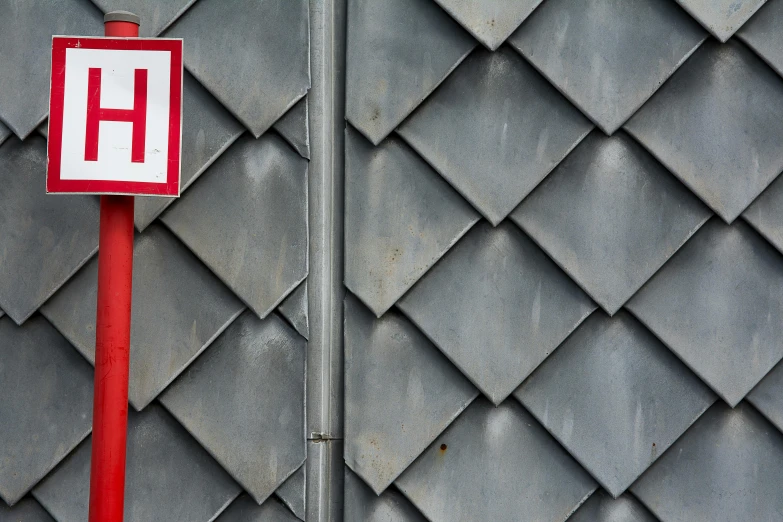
left=46, top=11, right=183, bottom=521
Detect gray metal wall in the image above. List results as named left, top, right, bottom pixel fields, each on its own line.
left=2, top=0, right=783, bottom=521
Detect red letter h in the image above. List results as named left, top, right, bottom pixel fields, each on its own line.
left=85, top=68, right=148, bottom=163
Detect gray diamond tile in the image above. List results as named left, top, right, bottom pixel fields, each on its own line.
left=0, top=497, right=55, bottom=522
left=279, top=280, right=309, bottom=340
left=676, top=0, right=766, bottom=42
left=344, top=468, right=426, bottom=522
left=512, top=131, right=711, bottom=315
left=632, top=401, right=783, bottom=522
left=748, top=361, right=783, bottom=432
left=217, top=495, right=299, bottom=522
left=0, top=315, right=93, bottom=506
left=398, top=47, right=593, bottom=225
left=162, top=133, right=308, bottom=318
left=509, top=0, right=706, bottom=135
left=0, top=0, right=103, bottom=138
left=33, top=404, right=240, bottom=522
left=346, top=0, right=476, bottom=145
left=434, top=0, right=543, bottom=51
left=625, top=39, right=783, bottom=223
left=0, top=137, right=99, bottom=325
left=516, top=311, right=716, bottom=497
left=0, top=122, right=10, bottom=147
left=274, top=97, right=310, bottom=160
left=91, top=0, right=196, bottom=36
left=165, top=0, right=309, bottom=137
left=344, top=295, right=478, bottom=494
left=396, top=398, right=597, bottom=522
left=398, top=221, right=596, bottom=404
left=275, top=465, right=305, bottom=521
left=35, top=121, right=48, bottom=139
left=345, top=127, right=480, bottom=317
left=738, top=0, right=783, bottom=77
left=627, top=219, right=783, bottom=407
left=568, top=490, right=657, bottom=522
left=134, top=71, right=245, bottom=232
left=743, top=173, right=783, bottom=254
left=40, top=224, right=244, bottom=410
left=160, top=311, right=305, bottom=504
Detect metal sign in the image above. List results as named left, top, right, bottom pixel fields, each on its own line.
left=47, top=36, right=183, bottom=196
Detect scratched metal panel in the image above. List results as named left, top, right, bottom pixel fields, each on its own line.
left=275, top=465, right=305, bottom=521
left=278, top=280, right=310, bottom=340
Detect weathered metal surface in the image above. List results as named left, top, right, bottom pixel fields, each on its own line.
left=568, top=490, right=657, bottom=522
left=738, top=0, right=783, bottom=77
left=398, top=221, right=595, bottom=404
left=512, top=131, right=711, bottom=314
left=675, top=0, right=767, bottom=42
left=628, top=219, right=783, bottom=407
left=345, top=0, right=475, bottom=145
left=510, top=0, right=706, bottom=134
left=216, top=494, right=299, bottom=522
left=396, top=398, right=596, bottom=522
left=165, top=0, right=310, bottom=137
left=0, top=497, right=55, bottom=522
left=0, top=316, right=93, bottom=506
left=162, top=133, right=308, bottom=319
left=306, top=440, right=344, bottom=522
left=40, top=224, right=245, bottom=410
left=274, top=97, right=310, bottom=160
left=0, top=137, right=99, bottom=325
left=160, top=311, right=306, bottom=504
left=344, top=295, right=477, bottom=493
left=345, top=126, right=479, bottom=316
left=625, top=39, right=783, bottom=223
left=344, top=468, right=426, bottom=522
left=0, top=0, right=103, bottom=138
left=33, top=405, right=241, bottom=522
left=0, top=122, right=10, bottom=147
left=90, top=0, right=195, bottom=36
left=278, top=280, right=310, bottom=340
left=434, top=0, right=542, bottom=51
left=134, top=72, right=245, bottom=232
left=275, top=465, right=305, bottom=521
left=743, top=173, right=783, bottom=254
left=398, top=47, right=592, bottom=225
left=516, top=311, right=715, bottom=497
left=748, top=361, right=783, bottom=433
left=632, top=401, right=783, bottom=521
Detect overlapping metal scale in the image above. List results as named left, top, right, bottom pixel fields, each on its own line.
left=4, top=0, right=783, bottom=520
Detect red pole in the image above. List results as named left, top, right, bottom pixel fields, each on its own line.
left=88, top=11, right=139, bottom=522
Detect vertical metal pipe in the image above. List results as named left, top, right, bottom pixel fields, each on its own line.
left=307, top=0, right=346, bottom=519
left=88, top=12, right=139, bottom=522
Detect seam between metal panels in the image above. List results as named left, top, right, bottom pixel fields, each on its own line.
left=306, top=0, right=346, bottom=520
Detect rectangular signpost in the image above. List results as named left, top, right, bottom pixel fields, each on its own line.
left=47, top=11, right=183, bottom=522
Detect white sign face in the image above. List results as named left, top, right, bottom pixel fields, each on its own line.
left=48, top=37, right=183, bottom=196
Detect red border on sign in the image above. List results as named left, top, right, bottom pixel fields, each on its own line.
left=47, top=37, right=183, bottom=196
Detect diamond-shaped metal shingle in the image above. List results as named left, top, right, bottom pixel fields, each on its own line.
left=160, top=311, right=305, bottom=504
left=398, top=47, right=592, bottom=225
left=627, top=219, right=783, bottom=407
left=434, top=0, right=543, bottom=51
left=164, top=0, right=309, bottom=137
left=162, top=133, right=308, bottom=319
left=743, top=173, right=783, bottom=254
left=738, top=0, right=783, bottom=77
left=216, top=495, right=299, bottom=522
left=33, top=404, right=241, bottom=522
left=345, top=127, right=479, bottom=317
left=748, top=361, right=783, bottom=432
left=275, top=465, right=305, bottom=521
left=510, top=0, right=706, bottom=135
left=344, top=295, right=478, bottom=494
left=632, top=401, right=783, bottom=521
left=274, top=97, right=310, bottom=160
left=512, top=131, right=711, bottom=314
left=0, top=0, right=103, bottom=138
left=41, top=224, right=244, bottom=410
left=134, top=72, right=245, bottom=231
left=345, top=0, right=475, bottom=145
left=278, top=281, right=309, bottom=340
left=675, top=0, right=767, bottom=42
left=0, top=316, right=93, bottom=506
left=0, top=497, right=55, bottom=522
left=568, top=490, right=657, bottom=522
left=396, top=398, right=596, bottom=522
left=0, top=137, right=99, bottom=325
left=625, top=39, right=783, bottom=223
left=398, top=221, right=595, bottom=404
left=516, top=311, right=715, bottom=497
left=90, top=0, right=194, bottom=36
left=0, top=122, right=10, bottom=148
left=344, top=468, right=426, bottom=522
